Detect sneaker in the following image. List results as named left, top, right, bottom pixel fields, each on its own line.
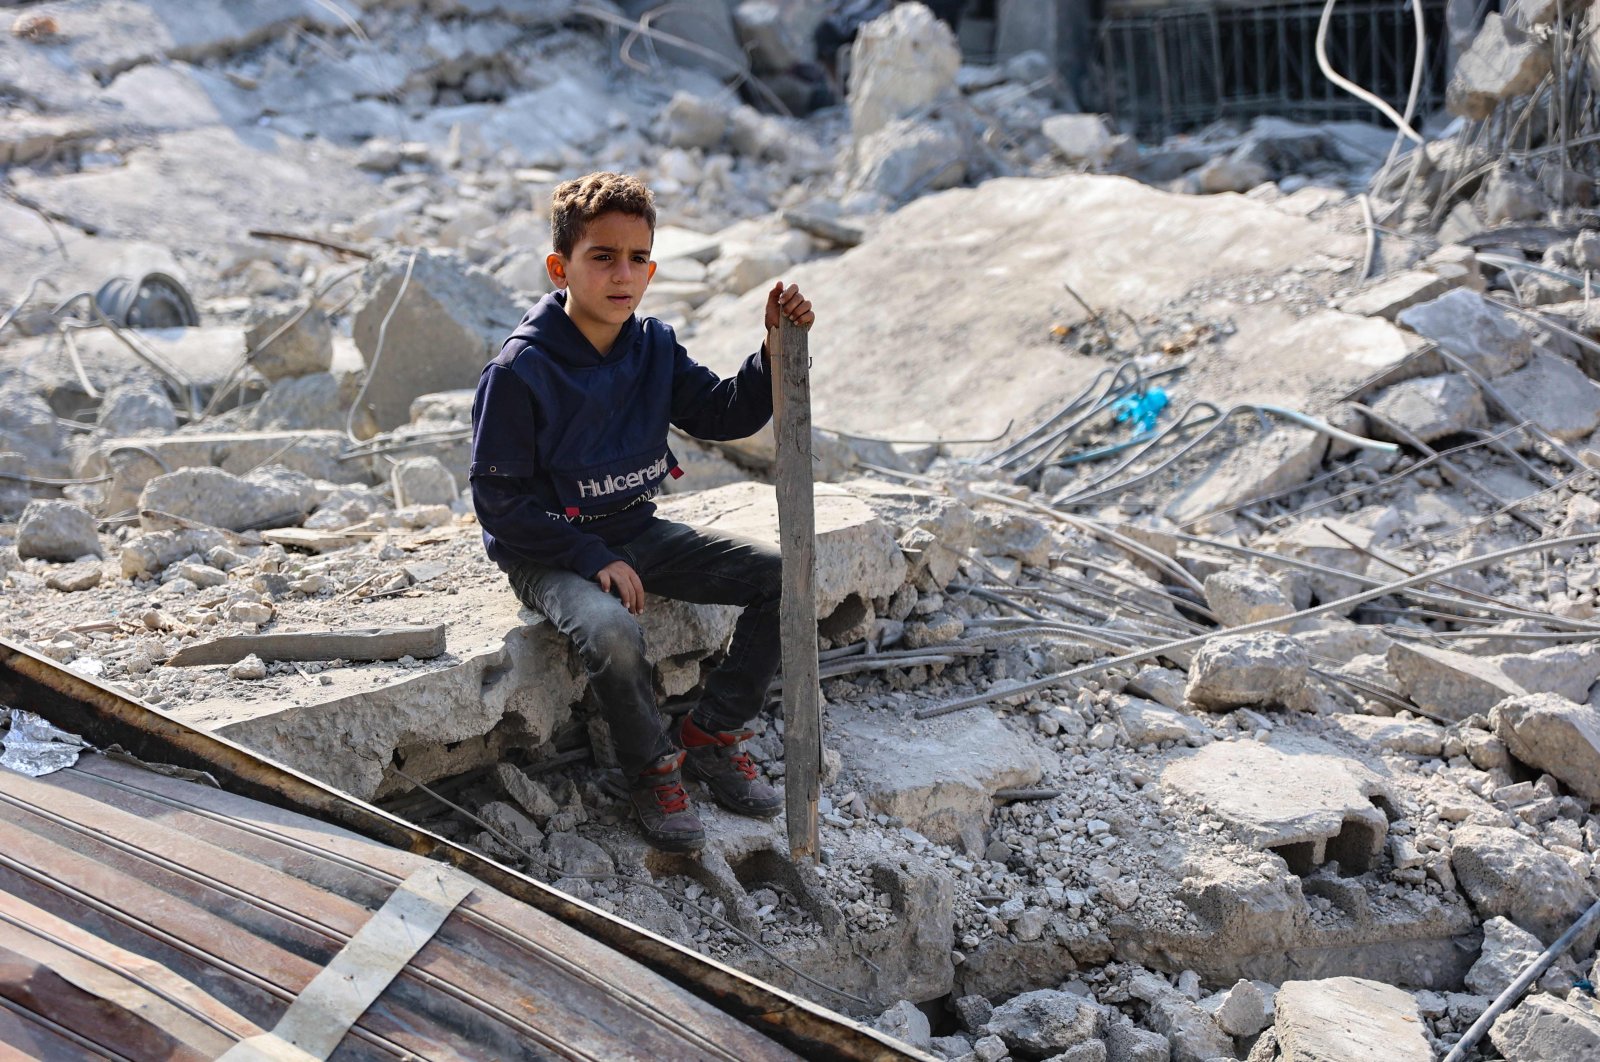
left=628, top=750, right=706, bottom=852
left=675, top=715, right=783, bottom=819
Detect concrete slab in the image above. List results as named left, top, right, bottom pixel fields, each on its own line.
left=1274, top=977, right=1432, bottom=1062
left=1164, top=425, right=1329, bottom=527
left=1162, top=736, right=1391, bottom=875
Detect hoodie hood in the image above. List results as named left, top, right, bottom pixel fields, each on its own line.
left=505, top=290, right=639, bottom=367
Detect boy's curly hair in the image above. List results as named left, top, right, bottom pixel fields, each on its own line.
left=550, top=172, right=657, bottom=257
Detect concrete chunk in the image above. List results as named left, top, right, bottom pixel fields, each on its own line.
left=17, top=500, right=101, bottom=562
left=984, top=989, right=1103, bottom=1057
left=1450, top=825, right=1596, bottom=943
left=1396, top=288, right=1533, bottom=378
left=1339, top=270, right=1451, bottom=320
left=1164, top=425, right=1329, bottom=527
left=1386, top=641, right=1524, bottom=722
left=138, top=466, right=315, bottom=532
left=1448, top=13, right=1552, bottom=120
left=1489, top=992, right=1600, bottom=1060
left=1203, top=567, right=1294, bottom=628
left=1162, top=737, right=1390, bottom=875
left=1273, top=977, right=1431, bottom=1062
left=1466, top=916, right=1548, bottom=996
left=1367, top=373, right=1486, bottom=443
left=1494, top=353, right=1600, bottom=441
left=1117, top=697, right=1209, bottom=747
left=848, top=3, right=960, bottom=140
left=1184, top=632, right=1309, bottom=712
left=1325, top=714, right=1444, bottom=756
left=1491, top=692, right=1600, bottom=802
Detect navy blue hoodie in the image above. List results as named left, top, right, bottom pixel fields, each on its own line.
left=470, top=290, right=772, bottom=578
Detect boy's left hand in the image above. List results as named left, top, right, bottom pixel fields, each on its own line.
left=765, top=282, right=814, bottom=332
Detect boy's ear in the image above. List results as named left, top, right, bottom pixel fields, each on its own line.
left=546, top=253, right=567, bottom=289
left=647, top=260, right=657, bottom=282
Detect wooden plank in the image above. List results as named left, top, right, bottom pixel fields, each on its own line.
left=770, top=319, right=821, bottom=862
left=165, top=626, right=446, bottom=667
left=258, top=527, right=365, bottom=553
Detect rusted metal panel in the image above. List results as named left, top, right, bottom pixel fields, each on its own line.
left=0, top=635, right=921, bottom=1062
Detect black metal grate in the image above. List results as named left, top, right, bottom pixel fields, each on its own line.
left=1096, top=0, right=1451, bottom=140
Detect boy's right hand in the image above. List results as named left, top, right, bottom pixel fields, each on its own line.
left=597, top=559, right=644, bottom=615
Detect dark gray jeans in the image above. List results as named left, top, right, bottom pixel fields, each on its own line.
left=506, top=519, right=782, bottom=777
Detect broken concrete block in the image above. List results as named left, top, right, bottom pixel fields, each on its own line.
left=119, top=527, right=229, bottom=580
left=983, top=989, right=1104, bottom=1057
left=1382, top=639, right=1600, bottom=723
left=479, top=801, right=543, bottom=853
left=1488, top=992, right=1600, bottom=1060
left=46, top=562, right=103, bottom=593
left=247, top=373, right=354, bottom=433
left=1202, top=978, right=1270, bottom=1038
left=1116, top=698, right=1208, bottom=747
left=1448, top=13, right=1552, bottom=120
left=1163, top=425, right=1328, bottom=527
left=660, top=90, right=729, bottom=150
left=391, top=455, right=459, bottom=507
left=1339, top=270, right=1452, bottom=320
left=1194, top=154, right=1270, bottom=194
left=848, top=117, right=966, bottom=203
left=96, top=380, right=178, bottom=436
left=841, top=478, right=974, bottom=591
left=971, top=508, right=1052, bottom=568
left=0, top=386, right=66, bottom=467
left=1325, top=714, right=1444, bottom=757
left=1103, top=1018, right=1169, bottom=1062
left=350, top=249, right=521, bottom=431
left=17, top=500, right=100, bottom=562
left=733, top=0, right=820, bottom=73
left=1451, top=824, right=1596, bottom=944
left=1466, top=916, right=1555, bottom=996
left=138, top=466, right=315, bottom=532
left=245, top=301, right=334, bottom=381
left=544, top=831, right=613, bottom=877
left=1395, top=288, right=1533, bottom=379
left=833, top=703, right=1040, bottom=852
left=1203, top=567, right=1294, bottom=628
left=1124, top=666, right=1188, bottom=710
left=1491, top=693, right=1600, bottom=802
left=848, top=2, right=960, bottom=139
left=620, top=0, right=744, bottom=76
left=1163, top=736, right=1390, bottom=876
left=1367, top=372, right=1486, bottom=443
left=1184, top=632, right=1309, bottom=712
left=1265, top=518, right=1376, bottom=607
left=1135, top=993, right=1231, bottom=1062
left=1040, top=114, right=1119, bottom=169
left=1495, top=353, right=1600, bottom=441
left=1273, top=977, right=1431, bottom=1061
left=705, top=243, right=790, bottom=295
left=876, top=999, right=933, bottom=1051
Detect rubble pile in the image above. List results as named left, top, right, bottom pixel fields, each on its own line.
left=5, top=2, right=1600, bottom=1061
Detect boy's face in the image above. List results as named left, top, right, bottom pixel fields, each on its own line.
left=547, top=210, right=656, bottom=338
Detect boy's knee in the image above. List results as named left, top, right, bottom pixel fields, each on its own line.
left=579, top=613, right=647, bottom=668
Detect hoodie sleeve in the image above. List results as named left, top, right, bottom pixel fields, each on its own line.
left=470, top=362, right=621, bottom=578
left=669, top=339, right=774, bottom=442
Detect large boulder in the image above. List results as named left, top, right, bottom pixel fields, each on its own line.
left=1184, top=632, right=1309, bottom=712
left=847, top=2, right=960, bottom=140
left=1491, top=693, right=1600, bottom=802
left=1448, top=13, right=1552, bottom=120
left=17, top=500, right=101, bottom=562
left=349, top=249, right=522, bottom=431
left=1450, top=825, right=1596, bottom=944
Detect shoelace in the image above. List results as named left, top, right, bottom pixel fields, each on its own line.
left=726, top=749, right=758, bottom=781
left=652, top=779, right=690, bottom=814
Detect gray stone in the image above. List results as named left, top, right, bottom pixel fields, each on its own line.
left=733, top=0, right=819, bottom=73
left=1163, top=425, right=1328, bottom=527
left=1448, top=14, right=1551, bottom=120
left=1104, top=1019, right=1169, bottom=1062
left=138, top=466, right=315, bottom=532
left=1117, top=698, right=1208, bottom=747
left=1396, top=288, right=1533, bottom=379
left=494, top=763, right=560, bottom=825
left=17, top=500, right=100, bottom=562
left=973, top=1034, right=1008, bottom=1062
left=1488, top=992, right=1600, bottom=1060
left=971, top=508, right=1052, bottom=568
left=119, top=527, right=228, bottom=580
left=543, top=831, right=614, bottom=878
left=848, top=2, right=961, bottom=139
left=1367, top=373, right=1486, bottom=443
left=228, top=654, right=267, bottom=680
left=1204, top=567, right=1294, bottom=628
left=1163, top=737, right=1390, bottom=876
left=248, top=373, right=349, bottom=432
left=1128, top=982, right=1230, bottom=1062
left=1273, top=977, right=1431, bottom=1061
left=46, top=563, right=103, bottom=593
left=1194, top=155, right=1270, bottom=195
left=0, top=386, right=65, bottom=465
left=1465, top=916, right=1552, bottom=996
left=1124, top=666, right=1188, bottom=710
left=706, top=244, right=791, bottom=296
left=849, top=117, right=966, bottom=203
left=391, top=456, right=459, bottom=507
left=350, top=249, right=521, bottom=431
left=1451, top=825, right=1596, bottom=943
left=877, top=999, right=933, bottom=1050
left=1184, top=631, right=1309, bottom=712
left=660, top=91, right=729, bottom=150
left=96, top=381, right=178, bottom=436
left=1040, top=114, right=1120, bottom=169
left=1390, top=640, right=1600, bottom=723
left=620, top=0, right=744, bottom=77
left=1204, top=978, right=1270, bottom=1037
left=985, top=989, right=1103, bottom=1057
left=245, top=302, right=334, bottom=381
left=479, top=801, right=544, bottom=853
left=1266, top=518, right=1375, bottom=606
left=1339, top=270, right=1452, bottom=320
left=1492, top=692, right=1600, bottom=802
left=1050, top=1042, right=1107, bottom=1062
left=1495, top=354, right=1600, bottom=441
left=956, top=993, right=995, bottom=1033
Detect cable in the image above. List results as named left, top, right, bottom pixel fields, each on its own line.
left=346, top=251, right=417, bottom=447
left=1315, top=0, right=1423, bottom=144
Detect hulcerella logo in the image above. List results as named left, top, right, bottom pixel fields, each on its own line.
left=577, top=454, right=673, bottom=499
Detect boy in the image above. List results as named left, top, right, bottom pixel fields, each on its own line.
left=470, top=172, right=815, bottom=852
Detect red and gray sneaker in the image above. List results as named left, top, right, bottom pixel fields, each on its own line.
left=629, top=750, right=706, bottom=852
left=675, top=715, right=783, bottom=819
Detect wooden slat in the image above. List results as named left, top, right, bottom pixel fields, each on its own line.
left=770, top=318, right=822, bottom=861
left=165, top=626, right=446, bottom=667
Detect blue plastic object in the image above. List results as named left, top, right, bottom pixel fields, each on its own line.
left=1112, top=387, right=1169, bottom=433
